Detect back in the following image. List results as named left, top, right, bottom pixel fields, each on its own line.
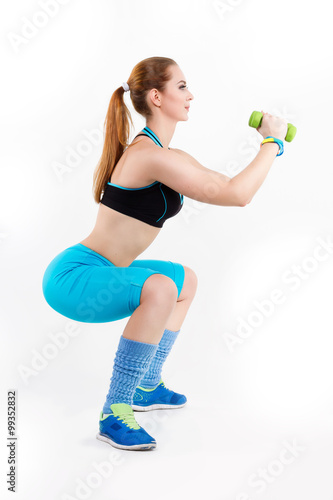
left=79, top=128, right=182, bottom=266
left=100, top=127, right=184, bottom=228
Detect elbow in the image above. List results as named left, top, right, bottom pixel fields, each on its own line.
left=238, top=189, right=252, bottom=207
left=239, top=198, right=251, bottom=207
left=237, top=193, right=250, bottom=207
left=228, top=180, right=250, bottom=207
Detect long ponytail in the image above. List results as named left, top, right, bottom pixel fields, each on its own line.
left=92, top=56, right=177, bottom=203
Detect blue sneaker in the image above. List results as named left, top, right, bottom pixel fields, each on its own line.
left=132, top=379, right=187, bottom=411
left=96, top=403, right=156, bottom=450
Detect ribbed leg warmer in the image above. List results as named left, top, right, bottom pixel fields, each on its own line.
left=137, top=328, right=180, bottom=389
left=103, top=336, right=158, bottom=413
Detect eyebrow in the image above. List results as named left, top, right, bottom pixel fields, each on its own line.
left=177, top=80, right=187, bottom=84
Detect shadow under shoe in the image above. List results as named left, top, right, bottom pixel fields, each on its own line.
left=96, top=402, right=156, bottom=451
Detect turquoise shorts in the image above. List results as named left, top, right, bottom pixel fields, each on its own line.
left=42, top=243, right=185, bottom=323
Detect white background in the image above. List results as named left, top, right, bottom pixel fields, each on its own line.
left=1, top=0, right=333, bottom=499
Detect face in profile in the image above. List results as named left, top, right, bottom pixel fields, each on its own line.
left=152, top=65, right=194, bottom=121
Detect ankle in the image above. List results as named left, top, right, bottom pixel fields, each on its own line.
left=138, top=378, right=162, bottom=390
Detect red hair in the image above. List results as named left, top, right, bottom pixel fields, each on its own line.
left=92, top=56, right=177, bottom=203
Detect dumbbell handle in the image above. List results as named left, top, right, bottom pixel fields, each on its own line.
left=248, top=111, right=297, bottom=142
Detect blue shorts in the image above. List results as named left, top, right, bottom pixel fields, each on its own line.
left=42, top=243, right=185, bottom=323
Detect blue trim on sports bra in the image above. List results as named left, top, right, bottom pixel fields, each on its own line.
left=142, top=126, right=163, bottom=147
left=141, top=126, right=171, bottom=150
left=107, top=180, right=160, bottom=190
left=156, top=184, right=167, bottom=222
left=126, top=127, right=183, bottom=204
left=101, top=126, right=184, bottom=227
left=108, top=127, right=171, bottom=190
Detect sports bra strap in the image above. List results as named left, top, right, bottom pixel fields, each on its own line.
left=133, top=131, right=170, bottom=150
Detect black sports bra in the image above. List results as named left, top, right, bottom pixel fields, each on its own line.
left=100, top=126, right=184, bottom=228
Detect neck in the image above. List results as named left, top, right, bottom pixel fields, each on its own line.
left=145, top=116, right=177, bottom=149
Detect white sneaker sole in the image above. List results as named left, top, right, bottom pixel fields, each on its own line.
left=131, top=402, right=187, bottom=411
left=96, top=432, right=156, bottom=451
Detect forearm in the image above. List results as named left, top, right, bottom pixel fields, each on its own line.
left=230, top=142, right=280, bottom=204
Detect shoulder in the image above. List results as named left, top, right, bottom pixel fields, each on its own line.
left=142, top=146, right=238, bottom=205
left=169, top=147, right=190, bottom=159
left=168, top=147, right=199, bottom=166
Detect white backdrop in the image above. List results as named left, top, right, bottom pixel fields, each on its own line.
left=1, top=0, right=333, bottom=499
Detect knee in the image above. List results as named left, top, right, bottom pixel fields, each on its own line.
left=140, top=274, right=179, bottom=307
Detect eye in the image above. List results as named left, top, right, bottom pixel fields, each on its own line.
left=180, top=85, right=188, bottom=90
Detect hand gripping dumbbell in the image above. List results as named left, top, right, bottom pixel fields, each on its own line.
left=248, top=111, right=297, bottom=142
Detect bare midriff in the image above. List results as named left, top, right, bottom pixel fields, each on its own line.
left=79, top=137, right=161, bottom=267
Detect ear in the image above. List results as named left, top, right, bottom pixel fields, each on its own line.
left=148, top=88, right=161, bottom=108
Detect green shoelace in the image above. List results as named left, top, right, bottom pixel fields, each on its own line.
left=111, top=404, right=140, bottom=430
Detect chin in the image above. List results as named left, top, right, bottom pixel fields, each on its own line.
left=175, top=112, right=189, bottom=122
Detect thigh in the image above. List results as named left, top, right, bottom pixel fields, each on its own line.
left=42, top=244, right=162, bottom=323
left=128, top=259, right=185, bottom=299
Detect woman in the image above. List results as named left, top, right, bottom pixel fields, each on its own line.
left=42, top=56, right=287, bottom=451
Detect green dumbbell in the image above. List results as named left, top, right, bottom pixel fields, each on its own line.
left=249, top=111, right=297, bottom=142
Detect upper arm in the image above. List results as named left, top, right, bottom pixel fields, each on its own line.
left=170, top=148, right=232, bottom=184
left=146, top=148, right=243, bottom=207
